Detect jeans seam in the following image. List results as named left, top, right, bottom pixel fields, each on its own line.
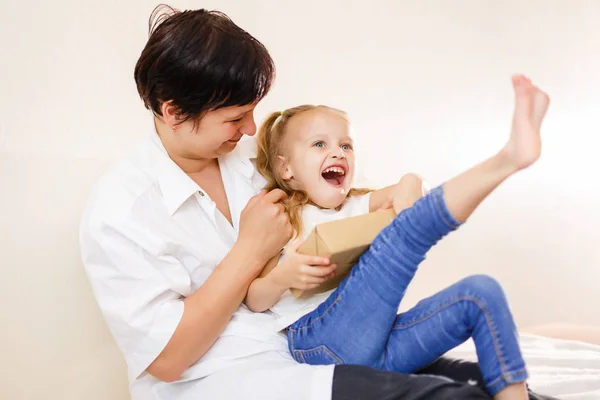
left=288, top=326, right=296, bottom=354
left=294, top=345, right=344, bottom=365
left=391, top=294, right=510, bottom=382
left=322, top=346, right=343, bottom=364
left=433, top=187, right=460, bottom=229
left=296, top=350, right=306, bottom=363
left=486, top=367, right=528, bottom=393
left=380, top=343, right=388, bottom=369
left=290, top=295, right=342, bottom=332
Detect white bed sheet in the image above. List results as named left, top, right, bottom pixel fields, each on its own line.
left=446, top=334, right=600, bottom=399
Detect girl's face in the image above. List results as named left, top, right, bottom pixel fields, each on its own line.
left=279, top=109, right=356, bottom=209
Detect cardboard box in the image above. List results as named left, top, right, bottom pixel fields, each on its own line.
left=260, top=208, right=397, bottom=298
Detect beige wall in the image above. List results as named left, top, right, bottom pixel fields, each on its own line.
left=1, top=0, right=599, bottom=399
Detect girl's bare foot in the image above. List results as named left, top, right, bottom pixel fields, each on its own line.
left=493, top=382, right=528, bottom=400
left=502, top=74, right=550, bottom=171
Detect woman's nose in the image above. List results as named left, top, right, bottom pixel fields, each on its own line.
left=240, top=117, right=257, bottom=136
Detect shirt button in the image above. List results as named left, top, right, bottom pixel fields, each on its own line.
left=198, top=191, right=205, bottom=196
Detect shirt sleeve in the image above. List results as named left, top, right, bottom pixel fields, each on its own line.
left=80, top=210, right=186, bottom=381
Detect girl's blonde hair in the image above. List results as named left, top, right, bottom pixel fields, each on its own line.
left=256, top=105, right=371, bottom=238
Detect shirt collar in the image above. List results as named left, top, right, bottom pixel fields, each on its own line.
left=227, top=138, right=258, bottom=180
left=149, top=133, right=201, bottom=216
left=148, top=132, right=259, bottom=215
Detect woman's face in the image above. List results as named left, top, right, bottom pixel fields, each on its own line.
left=159, top=103, right=258, bottom=163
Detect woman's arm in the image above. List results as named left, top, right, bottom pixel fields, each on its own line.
left=147, top=190, right=292, bottom=382
left=148, top=241, right=266, bottom=381
left=369, top=173, right=426, bottom=213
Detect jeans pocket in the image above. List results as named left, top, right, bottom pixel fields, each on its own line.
left=293, top=345, right=343, bottom=365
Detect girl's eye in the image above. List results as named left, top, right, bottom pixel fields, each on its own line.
left=313, top=141, right=325, bottom=148
left=230, top=118, right=242, bottom=123
left=341, top=144, right=352, bottom=151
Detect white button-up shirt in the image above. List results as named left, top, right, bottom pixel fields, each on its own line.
left=79, top=133, right=334, bottom=400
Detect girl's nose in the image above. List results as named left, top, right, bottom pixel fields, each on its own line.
left=331, top=148, right=346, bottom=159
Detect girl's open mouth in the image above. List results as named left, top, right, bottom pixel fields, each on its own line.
left=321, top=165, right=346, bottom=188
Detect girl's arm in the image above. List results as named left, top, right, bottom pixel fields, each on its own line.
left=245, top=174, right=425, bottom=312
left=245, top=256, right=288, bottom=312
left=245, top=173, right=428, bottom=312
left=369, top=173, right=427, bottom=213
left=245, top=241, right=336, bottom=312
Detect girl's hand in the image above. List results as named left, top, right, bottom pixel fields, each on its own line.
left=269, top=240, right=337, bottom=291
left=377, top=198, right=394, bottom=211
left=391, top=173, right=426, bottom=215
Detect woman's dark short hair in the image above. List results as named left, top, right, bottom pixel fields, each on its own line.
left=134, top=5, right=275, bottom=122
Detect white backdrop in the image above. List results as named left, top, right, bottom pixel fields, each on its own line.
left=1, top=1, right=599, bottom=399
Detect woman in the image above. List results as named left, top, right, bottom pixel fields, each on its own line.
left=79, top=6, right=550, bottom=400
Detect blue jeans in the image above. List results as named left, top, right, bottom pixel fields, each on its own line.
left=287, top=185, right=528, bottom=396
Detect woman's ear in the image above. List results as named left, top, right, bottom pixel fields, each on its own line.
left=160, top=101, right=182, bottom=131
left=277, top=155, right=294, bottom=180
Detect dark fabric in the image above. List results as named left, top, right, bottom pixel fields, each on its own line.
left=332, top=363, right=489, bottom=400
left=419, top=358, right=559, bottom=400
left=332, top=357, right=559, bottom=400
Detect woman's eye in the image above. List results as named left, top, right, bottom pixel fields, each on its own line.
left=313, top=141, right=325, bottom=148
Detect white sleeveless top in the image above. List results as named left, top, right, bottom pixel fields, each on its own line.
left=270, top=193, right=371, bottom=331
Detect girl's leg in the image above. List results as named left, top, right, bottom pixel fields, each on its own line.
left=288, top=185, right=461, bottom=367
left=434, top=75, right=549, bottom=225
left=381, top=275, right=526, bottom=397
left=288, top=76, right=548, bottom=396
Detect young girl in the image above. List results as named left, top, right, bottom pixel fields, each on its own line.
left=245, top=75, right=550, bottom=400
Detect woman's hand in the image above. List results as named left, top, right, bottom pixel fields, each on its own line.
left=237, top=189, right=293, bottom=266
left=268, top=240, right=337, bottom=291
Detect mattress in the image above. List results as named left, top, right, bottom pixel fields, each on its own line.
left=446, top=334, right=600, bottom=399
